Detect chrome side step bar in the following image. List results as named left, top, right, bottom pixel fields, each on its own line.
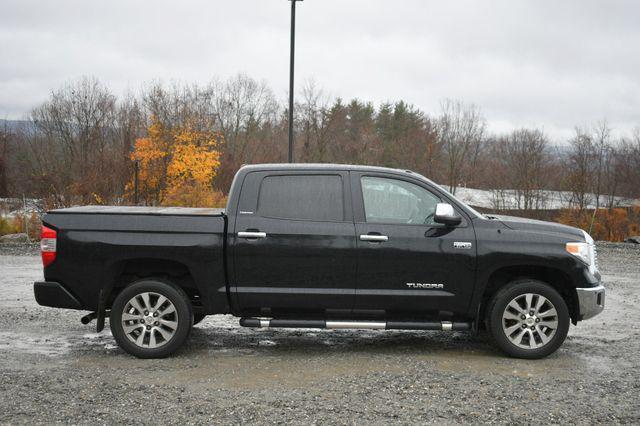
left=239, top=318, right=471, bottom=331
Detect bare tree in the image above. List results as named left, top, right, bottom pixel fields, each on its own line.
left=499, top=129, right=550, bottom=210
left=591, top=121, right=612, bottom=208
left=601, top=142, right=625, bottom=209
left=29, top=77, right=118, bottom=204
left=564, top=122, right=627, bottom=210
left=297, top=80, right=332, bottom=162
left=566, top=127, right=595, bottom=209
left=210, top=74, right=280, bottom=190
left=0, top=123, right=12, bottom=197
left=213, top=74, right=279, bottom=155
left=435, top=99, right=485, bottom=194
left=618, top=128, right=640, bottom=200
left=113, top=94, right=144, bottom=201
left=142, top=82, right=218, bottom=131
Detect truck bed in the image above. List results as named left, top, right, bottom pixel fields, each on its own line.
left=40, top=205, right=228, bottom=313
left=45, top=206, right=225, bottom=233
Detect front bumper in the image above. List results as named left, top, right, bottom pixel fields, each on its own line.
left=576, top=285, right=605, bottom=320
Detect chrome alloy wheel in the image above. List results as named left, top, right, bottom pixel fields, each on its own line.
left=501, top=293, right=559, bottom=349
left=121, top=292, right=179, bottom=349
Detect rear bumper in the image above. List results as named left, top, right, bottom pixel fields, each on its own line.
left=34, top=281, right=82, bottom=310
left=576, top=285, right=605, bottom=320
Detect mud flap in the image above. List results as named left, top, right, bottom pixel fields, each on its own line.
left=473, top=303, right=482, bottom=335
left=96, top=289, right=108, bottom=332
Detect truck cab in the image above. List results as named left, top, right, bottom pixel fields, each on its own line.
left=227, top=165, right=478, bottom=320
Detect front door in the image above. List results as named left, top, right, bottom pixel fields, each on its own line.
left=232, top=171, right=357, bottom=317
left=352, top=173, right=476, bottom=318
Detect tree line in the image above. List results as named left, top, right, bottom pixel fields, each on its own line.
left=1, top=75, right=639, bottom=218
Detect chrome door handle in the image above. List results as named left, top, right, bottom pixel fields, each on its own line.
left=238, top=231, right=267, bottom=239
left=360, top=234, right=388, bottom=242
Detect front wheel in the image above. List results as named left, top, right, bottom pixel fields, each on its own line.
left=486, top=279, right=570, bottom=359
left=110, top=279, right=193, bottom=358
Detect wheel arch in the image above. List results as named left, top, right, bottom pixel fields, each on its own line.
left=109, top=258, right=205, bottom=314
left=478, top=265, right=579, bottom=326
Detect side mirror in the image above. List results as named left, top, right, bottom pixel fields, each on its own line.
left=434, top=203, right=462, bottom=226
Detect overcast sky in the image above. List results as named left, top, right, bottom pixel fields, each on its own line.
left=1, top=0, right=638, bottom=141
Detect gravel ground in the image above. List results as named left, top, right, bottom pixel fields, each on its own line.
left=0, top=242, right=39, bottom=256
left=0, top=242, right=639, bottom=424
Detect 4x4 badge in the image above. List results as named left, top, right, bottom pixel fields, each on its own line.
left=454, top=241, right=472, bottom=249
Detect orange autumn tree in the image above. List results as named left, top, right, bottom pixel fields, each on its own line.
left=129, top=116, right=225, bottom=207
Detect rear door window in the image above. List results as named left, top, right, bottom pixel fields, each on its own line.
left=258, top=175, right=344, bottom=221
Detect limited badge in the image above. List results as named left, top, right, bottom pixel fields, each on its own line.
left=454, top=241, right=472, bottom=249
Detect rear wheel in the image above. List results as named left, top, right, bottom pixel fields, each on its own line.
left=486, top=279, right=570, bottom=359
left=110, top=279, right=193, bottom=358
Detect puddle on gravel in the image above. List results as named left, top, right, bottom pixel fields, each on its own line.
left=73, top=349, right=411, bottom=391
left=431, top=350, right=577, bottom=377
left=0, top=330, right=118, bottom=362
left=431, top=343, right=623, bottom=379
left=0, top=331, right=73, bottom=357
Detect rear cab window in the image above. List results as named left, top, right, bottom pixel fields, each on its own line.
left=257, top=174, right=345, bottom=222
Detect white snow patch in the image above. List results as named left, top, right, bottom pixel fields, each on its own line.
left=449, top=186, right=639, bottom=210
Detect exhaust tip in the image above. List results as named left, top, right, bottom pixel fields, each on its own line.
left=81, top=312, right=97, bottom=325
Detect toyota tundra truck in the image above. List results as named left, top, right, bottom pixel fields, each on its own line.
left=34, top=163, right=605, bottom=359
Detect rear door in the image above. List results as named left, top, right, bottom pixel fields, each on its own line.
left=351, top=172, right=477, bottom=318
left=232, top=170, right=357, bottom=317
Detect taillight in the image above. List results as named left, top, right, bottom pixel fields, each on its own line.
left=40, top=225, right=57, bottom=267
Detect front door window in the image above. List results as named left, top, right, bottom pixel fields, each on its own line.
left=361, top=176, right=440, bottom=225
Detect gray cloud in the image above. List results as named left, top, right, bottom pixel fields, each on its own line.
left=1, top=0, right=638, bottom=141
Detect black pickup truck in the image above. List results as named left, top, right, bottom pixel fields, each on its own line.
left=34, top=163, right=605, bottom=359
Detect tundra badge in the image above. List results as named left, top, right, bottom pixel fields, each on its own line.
left=406, top=283, right=444, bottom=289
left=454, top=241, right=472, bottom=249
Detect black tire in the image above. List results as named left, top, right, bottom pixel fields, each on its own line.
left=193, top=314, right=206, bottom=326
left=110, top=278, right=193, bottom=359
left=486, top=279, right=570, bottom=359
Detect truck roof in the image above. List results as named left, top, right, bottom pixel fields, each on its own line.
left=239, top=163, right=419, bottom=176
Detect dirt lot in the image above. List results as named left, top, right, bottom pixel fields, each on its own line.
left=0, top=243, right=639, bottom=424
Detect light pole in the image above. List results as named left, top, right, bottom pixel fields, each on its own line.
left=288, top=0, right=303, bottom=163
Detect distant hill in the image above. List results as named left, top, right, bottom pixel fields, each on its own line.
left=548, top=144, right=573, bottom=157
left=0, top=119, right=36, bottom=133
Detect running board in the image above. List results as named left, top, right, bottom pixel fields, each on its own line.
left=239, top=318, right=471, bottom=331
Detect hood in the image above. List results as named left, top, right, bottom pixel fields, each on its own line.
left=489, top=214, right=585, bottom=240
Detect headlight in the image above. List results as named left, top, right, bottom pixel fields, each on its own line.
left=566, top=230, right=598, bottom=274
left=566, top=242, right=592, bottom=265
